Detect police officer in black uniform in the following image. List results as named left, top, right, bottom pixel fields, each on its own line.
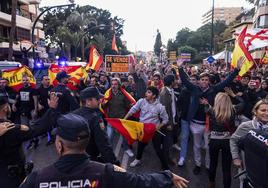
left=43, top=87, right=119, bottom=165
left=73, top=87, right=119, bottom=164
left=0, top=93, right=59, bottom=188
left=19, top=113, right=188, bottom=188
left=50, top=71, right=79, bottom=114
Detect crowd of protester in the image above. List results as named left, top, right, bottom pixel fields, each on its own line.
left=1, top=58, right=268, bottom=188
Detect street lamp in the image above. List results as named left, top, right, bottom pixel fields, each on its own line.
left=74, top=24, right=111, bottom=59
left=210, top=0, right=215, bottom=55
left=31, top=3, right=75, bottom=59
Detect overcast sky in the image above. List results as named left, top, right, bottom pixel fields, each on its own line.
left=41, top=0, right=252, bottom=52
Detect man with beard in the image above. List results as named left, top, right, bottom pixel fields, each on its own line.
left=12, top=76, right=39, bottom=149
left=37, top=75, right=54, bottom=145
left=50, top=71, right=79, bottom=114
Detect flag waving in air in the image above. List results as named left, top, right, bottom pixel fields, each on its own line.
left=231, top=26, right=254, bottom=76
left=2, top=66, right=36, bottom=92
left=86, top=46, right=103, bottom=71
left=112, top=34, right=119, bottom=53
left=105, top=118, right=156, bottom=145
left=49, top=64, right=87, bottom=90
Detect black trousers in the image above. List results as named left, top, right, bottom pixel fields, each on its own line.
left=136, top=130, right=172, bottom=170
left=209, top=139, right=232, bottom=188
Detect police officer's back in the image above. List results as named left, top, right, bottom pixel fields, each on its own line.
left=19, top=113, right=188, bottom=188
left=73, top=87, right=119, bottom=164
left=50, top=71, right=79, bottom=114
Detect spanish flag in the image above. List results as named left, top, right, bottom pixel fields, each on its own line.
left=100, top=87, right=137, bottom=117
left=49, top=64, right=88, bottom=90
left=112, top=34, right=119, bottom=53
left=231, top=26, right=254, bottom=76
left=2, top=66, right=36, bottom=92
left=86, top=46, right=103, bottom=71
left=105, top=118, right=156, bottom=144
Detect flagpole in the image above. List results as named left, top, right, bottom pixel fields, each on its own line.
left=157, top=130, right=166, bottom=137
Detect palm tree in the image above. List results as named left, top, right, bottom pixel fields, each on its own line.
left=66, top=11, right=93, bottom=61
left=56, top=26, right=73, bottom=60
left=90, top=33, right=106, bottom=55
left=8, top=0, right=17, bottom=60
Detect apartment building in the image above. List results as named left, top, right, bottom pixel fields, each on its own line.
left=0, top=0, right=46, bottom=60
left=202, top=7, right=242, bottom=25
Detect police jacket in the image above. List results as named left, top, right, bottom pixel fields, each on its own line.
left=72, top=107, right=118, bottom=164
left=19, top=154, right=174, bottom=188
left=0, top=109, right=58, bottom=188
left=51, top=84, right=79, bottom=114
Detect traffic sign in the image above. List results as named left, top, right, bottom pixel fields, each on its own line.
left=207, top=56, right=215, bottom=64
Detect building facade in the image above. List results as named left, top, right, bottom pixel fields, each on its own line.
left=254, top=0, right=268, bottom=28
left=202, top=7, right=242, bottom=25
left=0, top=0, right=46, bottom=60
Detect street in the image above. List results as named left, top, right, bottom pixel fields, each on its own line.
left=25, top=133, right=240, bottom=188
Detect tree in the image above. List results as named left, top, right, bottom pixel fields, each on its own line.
left=154, top=29, right=162, bottom=57
left=43, top=5, right=126, bottom=58
left=91, top=33, right=106, bottom=55
left=56, top=26, right=73, bottom=59
left=167, top=39, right=177, bottom=52
left=66, top=11, right=94, bottom=61
left=8, top=0, right=17, bottom=60
left=175, top=28, right=192, bottom=47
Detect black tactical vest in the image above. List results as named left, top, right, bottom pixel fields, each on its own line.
left=34, top=161, right=107, bottom=188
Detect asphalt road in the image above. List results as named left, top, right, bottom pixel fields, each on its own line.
left=25, top=133, right=240, bottom=188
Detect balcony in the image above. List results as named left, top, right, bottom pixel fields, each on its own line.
left=28, top=0, right=41, bottom=4
left=0, top=41, right=22, bottom=51
left=18, top=0, right=29, bottom=5
left=0, top=11, right=11, bottom=23
left=33, top=21, right=43, bottom=29
left=255, top=5, right=268, bottom=19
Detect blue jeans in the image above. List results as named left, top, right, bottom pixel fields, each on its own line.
left=179, top=119, right=190, bottom=159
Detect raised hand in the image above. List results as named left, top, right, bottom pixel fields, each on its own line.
left=0, top=122, right=15, bottom=136
left=177, top=59, right=185, bottom=67
left=48, top=92, right=59, bottom=109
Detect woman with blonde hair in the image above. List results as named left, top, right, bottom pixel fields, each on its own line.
left=202, top=91, right=244, bottom=188
left=230, top=99, right=268, bottom=168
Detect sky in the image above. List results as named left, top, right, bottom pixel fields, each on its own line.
left=40, top=0, right=253, bottom=52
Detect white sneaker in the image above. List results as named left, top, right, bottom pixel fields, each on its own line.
left=125, top=149, right=134, bottom=157
left=130, top=159, right=141, bottom=167
left=178, top=157, right=185, bottom=166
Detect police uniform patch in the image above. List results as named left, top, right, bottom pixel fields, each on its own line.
left=99, top=121, right=105, bottom=130
left=113, top=165, right=126, bottom=172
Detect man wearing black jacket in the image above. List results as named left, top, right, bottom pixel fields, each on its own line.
left=0, top=94, right=59, bottom=188
left=177, top=58, right=243, bottom=174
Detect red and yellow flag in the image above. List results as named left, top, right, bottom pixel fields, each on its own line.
left=100, top=87, right=138, bottom=117
left=86, top=46, right=103, bottom=71
left=105, top=118, right=156, bottom=144
left=112, top=34, right=119, bottom=53
left=2, top=66, right=36, bottom=92
left=48, top=64, right=87, bottom=90
left=231, top=27, right=254, bottom=76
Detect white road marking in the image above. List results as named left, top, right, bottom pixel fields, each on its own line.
left=121, top=153, right=129, bottom=170
left=115, top=135, right=123, bottom=158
